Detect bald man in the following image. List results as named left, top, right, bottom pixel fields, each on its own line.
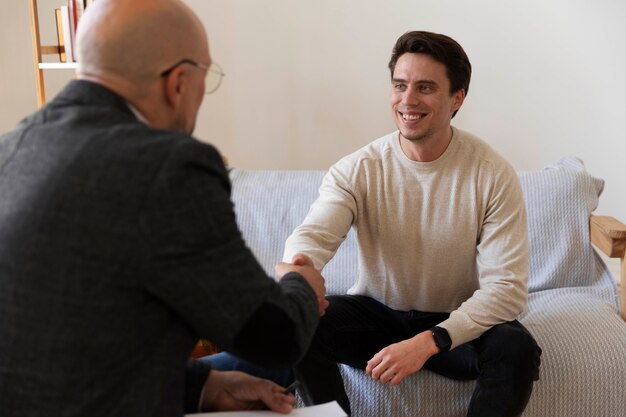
left=0, top=0, right=326, bottom=415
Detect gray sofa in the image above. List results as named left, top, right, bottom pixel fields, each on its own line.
left=228, top=157, right=626, bottom=417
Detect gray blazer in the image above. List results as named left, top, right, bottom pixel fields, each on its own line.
left=0, top=80, right=318, bottom=417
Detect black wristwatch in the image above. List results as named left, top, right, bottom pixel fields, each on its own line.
left=431, top=326, right=452, bottom=353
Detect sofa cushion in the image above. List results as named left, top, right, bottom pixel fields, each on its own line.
left=518, top=157, right=616, bottom=295
left=229, top=169, right=357, bottom=295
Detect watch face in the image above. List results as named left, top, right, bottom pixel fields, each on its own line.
left=432, top=327, right=452, bottom=352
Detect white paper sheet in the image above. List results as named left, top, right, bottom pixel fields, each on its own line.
left=187, top=401, right=347, bottom=416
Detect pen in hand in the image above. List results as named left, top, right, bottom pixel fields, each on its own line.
left=282, top=380, right=300, bottom=395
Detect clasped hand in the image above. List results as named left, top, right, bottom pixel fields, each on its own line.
left=275, top=253, right=329, bottom=316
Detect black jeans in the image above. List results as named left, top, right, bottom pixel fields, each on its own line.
left=295, top=295, right=542, bottom=417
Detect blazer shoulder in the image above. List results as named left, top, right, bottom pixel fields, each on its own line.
left=154, top=133, right=226, bottom=173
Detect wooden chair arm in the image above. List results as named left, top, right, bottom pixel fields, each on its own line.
left=590, top=215, right=626, bottom=257
left=590, top=215, right=626, bottom=320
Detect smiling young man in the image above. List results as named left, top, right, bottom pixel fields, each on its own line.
left=283, top=31, right=542, bottom=416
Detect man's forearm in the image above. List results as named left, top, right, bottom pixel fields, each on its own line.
left=230, top=274, right=319, bottom=369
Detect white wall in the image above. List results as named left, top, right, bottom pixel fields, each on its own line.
left=183, top=0, right=626, bottom=221
left=0, top=0, right=77, bottom=129
left=2, top=1, right=625, bottom=231
left=0, top=1, right=36, bottom=128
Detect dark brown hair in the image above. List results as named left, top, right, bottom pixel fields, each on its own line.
left=388, top=31, right=472, bottom=99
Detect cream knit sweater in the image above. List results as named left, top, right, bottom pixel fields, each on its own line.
left=284, top=128, right=529, bottom=348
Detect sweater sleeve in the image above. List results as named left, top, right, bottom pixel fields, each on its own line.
left=438, top=161, right=529, bottom=349
left=139, top=138, right=319, bottom=367
left=283, top=163, right=357, bottom=270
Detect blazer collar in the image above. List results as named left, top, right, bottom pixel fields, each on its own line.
left=54, top=79, right=134, bottom=117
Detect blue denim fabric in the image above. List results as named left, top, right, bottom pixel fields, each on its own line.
left=198, top=352, right=295, bottom=388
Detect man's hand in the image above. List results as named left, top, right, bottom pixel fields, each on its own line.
left=275, top=253, right=329, bottom=316
left=365, top=330, right=440, bottom=385
left=200, top=370, right=296, bottom=413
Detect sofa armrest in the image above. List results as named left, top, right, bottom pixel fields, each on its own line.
left=590, top=216, right=626, bottom=257
left=590, top=215, right=626, bottom=320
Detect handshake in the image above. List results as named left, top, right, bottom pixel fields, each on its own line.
left=275, top=253, right=330, bottom=317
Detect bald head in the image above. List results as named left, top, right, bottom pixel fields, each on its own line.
left=76, top=0, right=209, bottom=96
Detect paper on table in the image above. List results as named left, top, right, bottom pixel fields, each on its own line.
left=187, top=401, right=347, bottom=416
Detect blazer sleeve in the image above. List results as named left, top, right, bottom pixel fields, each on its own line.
left=138, top=138, right=318, bottom=368
left=184, top=359, right=211, bottom=413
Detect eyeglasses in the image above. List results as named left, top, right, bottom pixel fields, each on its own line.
left=160, top=59, right=225, bottom=94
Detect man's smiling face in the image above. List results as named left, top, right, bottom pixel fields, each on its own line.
left=390, top=52, right=464, bottom=144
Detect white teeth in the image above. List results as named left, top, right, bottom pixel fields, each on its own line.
left=402, top=113, right=421, bottom=121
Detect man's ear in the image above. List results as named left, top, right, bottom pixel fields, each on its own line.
left=451, top=89, right=466, bottom=113
left=163, top=66, right=186, bottom=109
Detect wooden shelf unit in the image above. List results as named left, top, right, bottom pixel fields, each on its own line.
left=29, top=0, right=78, bottom=107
